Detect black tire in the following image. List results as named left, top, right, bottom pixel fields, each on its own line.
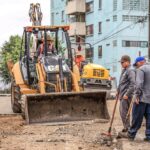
left=11, top=81, right=21, bottom=113
left=21, top=96, right=25, bottom=119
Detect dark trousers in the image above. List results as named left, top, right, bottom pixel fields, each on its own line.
left=128, top=102, right=150, bottom=139
left=119, top=98, right=132, bottom=130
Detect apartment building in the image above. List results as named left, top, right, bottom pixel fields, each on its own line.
left=50, top=0, right=148, bottom=81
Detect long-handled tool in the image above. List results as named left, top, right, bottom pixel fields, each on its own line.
left=124, top=96, right=134, bottom=124
left=116, top=96, right=134, bottom=139
left=102, top=94, right=119, bottom=137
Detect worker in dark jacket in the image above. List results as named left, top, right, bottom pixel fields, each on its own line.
left=118, top=57, right=150, bottom=141
left=117, top=55, right=135, bottom=132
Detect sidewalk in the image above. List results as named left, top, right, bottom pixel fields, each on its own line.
left=0, top=96, right=13, bottom=114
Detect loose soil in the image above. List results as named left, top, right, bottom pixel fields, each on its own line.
left=0, top=100, right=149, bottom=150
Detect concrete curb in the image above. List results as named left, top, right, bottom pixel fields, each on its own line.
left=0, top=94, right=11, bottom=96
left=0, top=113, right=20, bottom=116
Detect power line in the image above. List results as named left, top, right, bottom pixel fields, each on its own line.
left=103, top=0, right=147, bottom=22
left=75, top=21, right=126, bottom=44
left=104, top=0, right=147, bottom=42
left=75, top=15, right=147, bottom=47
left=74, top=2, right=148, bottom=47
left=104, top=0, right=140, bottom=19
left=91, top=16, right=147, bottom=46
left=99, top=0, right=148, bottom=42
left=92, top=24, right=134, bottom=46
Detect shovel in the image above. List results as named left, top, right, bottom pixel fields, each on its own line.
left=102, top=94, right=119, bottom=137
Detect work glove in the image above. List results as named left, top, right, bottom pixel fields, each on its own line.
left=134, top=96, right=140, bottom=105
left=115, top=91, right=119, bottom=99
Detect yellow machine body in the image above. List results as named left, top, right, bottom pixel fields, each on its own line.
left=82, top=63, right=109, bottom=80
left=81, top=63, right=111, bottom=89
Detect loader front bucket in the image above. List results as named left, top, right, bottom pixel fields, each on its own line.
left=23, top=91, right=109, bottom=124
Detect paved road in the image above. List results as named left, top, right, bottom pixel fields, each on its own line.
left=0, top=96, right=13, bottom=114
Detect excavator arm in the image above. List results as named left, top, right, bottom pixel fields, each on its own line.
left=29, top=3, right=43, bottom=26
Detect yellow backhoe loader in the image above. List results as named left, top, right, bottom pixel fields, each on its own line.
left=7, top=4, right=109, bottom=124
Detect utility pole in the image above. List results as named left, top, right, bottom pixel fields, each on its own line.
left=148, top=0, right=150, bottom=60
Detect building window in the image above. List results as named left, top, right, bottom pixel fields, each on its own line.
left=123, top=41, right=130, bottom=47
left=86, top=47, right=93, bottom=59
left=122, top=15, right=147, bottom=22
left=69, top=14, right=85, bottom=23
left=98, top=22, right=102, bottom=33
left=122, top=0, right=148, bottom=11
left=141, top=0, right=148, bottom=11
left=141, top=41, right=148, bottom=48
left=61, top=10, right=64, bottom=22
left=99, top=0, right=102, bottom=10
left=86, top=1, right=94, bottom=13
left=113, top=40, right=117, bottom=47
left=122, top=15, right=130, bottom=21
left=106, top=43, right=110, bottom=46
left=113, top=0, right=117, bottom=11
left=113, top=15, right=117, bottom=22
left=122, top=40, right=148, bottom=47
left=51, top=13, right=54, bottom=25
left=75, top=36, right=85, bottom=43
left=106, top=19, right=110, bottom=22
left=98, top=46, right=102, bottom=58
left=86, top=24, right=94, bottom=36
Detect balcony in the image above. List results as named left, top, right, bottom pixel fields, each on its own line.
left=69, top=22, right=86, bottom=36
left=66, top=0, right=86, bottom=15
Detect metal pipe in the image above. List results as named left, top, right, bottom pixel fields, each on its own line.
left=64, top=31, right=73, bottom=71
left=44, top=30, right=48, bottom=56
left=55, top=30, right=58, bottom=54
left=26, top=32, right=31, bottom=85
left=58, top=57, right=64, bottom=92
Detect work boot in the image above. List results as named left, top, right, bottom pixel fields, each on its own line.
left=117, top=132, right=134, bottom=141
left=116, top=128, right=128, bottom=138
left=144, top=138, right=150, bottom=142
left=121, top=128, right=128, bottom=132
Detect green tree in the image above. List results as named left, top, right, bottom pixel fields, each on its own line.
left=0, top=35, right=22, bottom=84
left=58, top=40, right=67, bottom=57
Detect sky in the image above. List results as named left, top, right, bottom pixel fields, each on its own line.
left=0, top=0, right=50, bottom=47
